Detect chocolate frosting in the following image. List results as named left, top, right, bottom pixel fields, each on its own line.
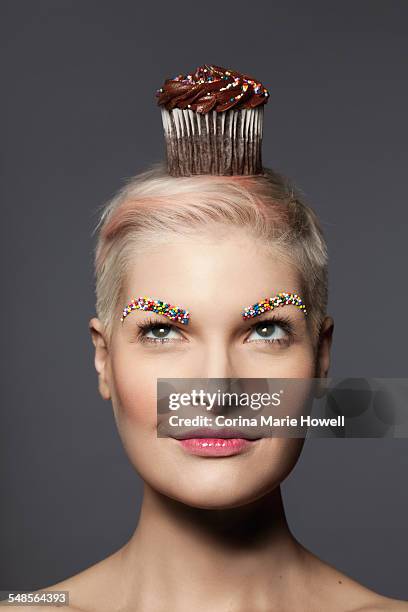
left=156, top=64, right=269, bottom=113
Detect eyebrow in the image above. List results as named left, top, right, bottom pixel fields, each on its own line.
left=241, top=292, right=307, bottom=320
left=120, top=296, right=190, bottom=324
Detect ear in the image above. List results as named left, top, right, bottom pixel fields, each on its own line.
left=89, top=317, right=112, bottom=401
left=314, top=315, right=334, bottom=397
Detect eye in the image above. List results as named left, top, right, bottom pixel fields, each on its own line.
left=246, top=319, right=291, bottom=344
left=136, top=321, right=184, bottom=344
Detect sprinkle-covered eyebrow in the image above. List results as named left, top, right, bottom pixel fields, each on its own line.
left=120, top=296, right=190, bottom=324
left=242, top=292, right=307, bottom=320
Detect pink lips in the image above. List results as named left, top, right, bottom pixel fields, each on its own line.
left=178, top=438, right=255, bottom=457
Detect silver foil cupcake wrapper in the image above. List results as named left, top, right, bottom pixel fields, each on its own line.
left=160, top=107, right=264, bottom=177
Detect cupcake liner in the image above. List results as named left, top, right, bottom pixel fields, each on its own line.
left=160, top=107, right=264, bottom=177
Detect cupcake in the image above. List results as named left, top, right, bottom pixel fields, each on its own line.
left=155, top=64, right=269, bottom=177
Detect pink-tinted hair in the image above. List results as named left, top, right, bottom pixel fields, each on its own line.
left=92, top=162, right=328, bottom=344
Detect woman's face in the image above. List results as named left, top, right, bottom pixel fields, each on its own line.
left=90, top=227, right=333, bottom=509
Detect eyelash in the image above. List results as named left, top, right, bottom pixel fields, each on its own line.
left=134, top=316, right=184, bottom=345
left=133, top=315, right=295, bottom=346
left=247, top=315, right=295, bottom=346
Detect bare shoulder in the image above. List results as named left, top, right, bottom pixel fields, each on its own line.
left=0, top=593, right=82, bottom=611
left=340, top=573, right=408, bottom=612
left=352, top=595, right=408, bottom=611
left=331, top=579, right=408, bottom=612
left=0, top=595, right=84, bottom=612
left=8, top=547, right=126, bottom=612
left=298, top=544, right=408, bottom=612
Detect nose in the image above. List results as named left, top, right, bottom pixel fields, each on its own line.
left=195, top=340, right=235, bottom=380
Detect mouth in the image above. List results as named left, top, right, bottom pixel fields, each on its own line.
left=172, top=428, right=261, bottom=457
left=171, top=427, right=261, bottom=440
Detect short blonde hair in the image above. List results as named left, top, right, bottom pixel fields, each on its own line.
left=92, top=162, right=328, bottom=344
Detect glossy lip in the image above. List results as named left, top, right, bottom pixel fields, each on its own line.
left=171, top=427, right=261, bottom=441
left=178, top=438, right=259, bottom=457
left=172, top=428, right=261, bottom=457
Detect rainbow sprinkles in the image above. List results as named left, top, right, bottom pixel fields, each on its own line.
left=242, top=292, right=307, bottom=320
left=120, top=296, right=190, bottom=325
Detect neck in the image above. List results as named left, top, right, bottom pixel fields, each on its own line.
left=118, top=484, right=308, bottom=611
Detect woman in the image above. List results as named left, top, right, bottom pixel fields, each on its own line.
left=20, top=64, right=407, bottom=611
left=31, top=161, right=405, bottom=611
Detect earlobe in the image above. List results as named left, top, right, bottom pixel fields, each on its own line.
left=89, top=317, right=112, bottom=401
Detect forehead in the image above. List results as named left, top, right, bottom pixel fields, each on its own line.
left=122, top=231, right=303, bottom=312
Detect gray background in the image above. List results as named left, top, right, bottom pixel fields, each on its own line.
left=1, top=0, right=407, bottom=600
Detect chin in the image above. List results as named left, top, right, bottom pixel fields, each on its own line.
left=167, top=488, right=270, bottom=510
left=148, top=471, right=283, bottom=510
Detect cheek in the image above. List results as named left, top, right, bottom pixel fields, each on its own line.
left=248, top=344, right=316, bottom=378
left=288, top=337, right=316, bottom=374
left=290, top=345, right=316, bottom=377
left=110, top=348, right=158, bottom=431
